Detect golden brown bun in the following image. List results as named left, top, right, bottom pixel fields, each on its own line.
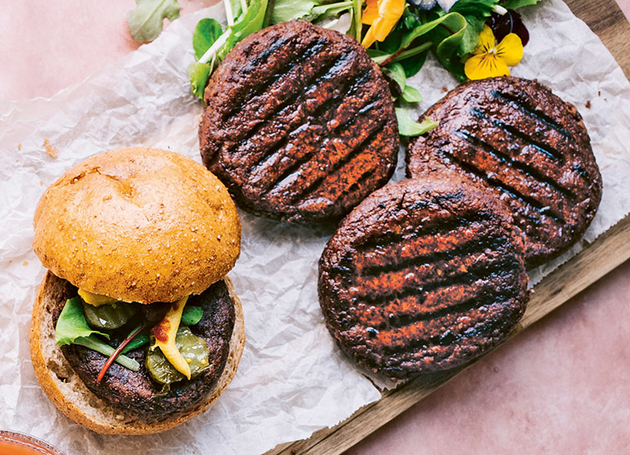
left=33, top=147, right=241, bottom=304
left=30, top=271, right=246, bottom=435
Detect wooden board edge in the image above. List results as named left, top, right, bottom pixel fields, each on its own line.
left=267, top=213, right=630, bottom=455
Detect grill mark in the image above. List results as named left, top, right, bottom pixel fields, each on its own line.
left=470, top=107, right=566, bottom=164
left=289, top=121, right=386, bottom=203
left=367, top=278, right=517, bottom=334
left=310, top=68, right=373, bottom=124
left=319, top=160, right=381, bottom=207
left=241, top=35, right=291, bottom=72
left=345, top=268, right=520, bottom=331
left=456, top=130, right=577, bottom=203
left=375, top=304, right=516, bottom=358
left=263, top=139, right=319, bottom=192
left=225, top=53, right=353, bottom=165
left=254, top=69, right=374, bottom=192
left=344, top=246, right=516, bottom=306
left=353, top=213, right=493, bottom=255
left=359, top=232, right=508, bottom=277
left=350, top=221, right=499, bottom=277
left=441, top=149, right=566, bottom=225
left=247, top=124, right=316, bottom=188
left=491, top=89, right=573, bottom=139
left=222, top=38, right=328, bottom=123
left=332, top=91, right=382, bottom=134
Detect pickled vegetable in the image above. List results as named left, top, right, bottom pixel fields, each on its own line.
left=181, top=306, right=203, bottom=326
left=151, top=297, right=191, bottom=378
left=81, top=301, right=137, bottom=330
left=145, top=326, right=210, bottom=386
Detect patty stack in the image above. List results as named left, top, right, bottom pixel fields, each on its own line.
left=319, top=76, right=602, bottom=378
left=195, top=21, right=602, bottom=379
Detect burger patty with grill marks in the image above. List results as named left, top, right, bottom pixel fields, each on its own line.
left=49, top=274, right=235, bottom=423
left=406, top=76, right=602, bottom=268
left=199, top=20, right=399, bottom=224
left=319, top=176, right=529, bottom=378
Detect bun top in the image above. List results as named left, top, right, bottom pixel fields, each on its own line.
left=33, top=147, right=241, bottom=304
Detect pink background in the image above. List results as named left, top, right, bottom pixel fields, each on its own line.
left=2, top=1, right=629, bottom=453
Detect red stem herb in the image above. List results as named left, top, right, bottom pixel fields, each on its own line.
left=97, top=324, right=144, bottom=383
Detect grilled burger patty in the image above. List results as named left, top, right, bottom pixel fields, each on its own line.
left=49, top=274, right=235, bottom=422
left=406, top=77, right=602, bottom=268
left=319, top=177, right=529, bottom=378
left=199, top=20, right=399, bottom=223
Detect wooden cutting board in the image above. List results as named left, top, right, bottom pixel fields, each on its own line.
left=266, top=1, right=630, bottom=454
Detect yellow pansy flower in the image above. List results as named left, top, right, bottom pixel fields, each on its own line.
left=361, top=0, right=405, bottom=48
left=464, top=24, right=523, bottom=80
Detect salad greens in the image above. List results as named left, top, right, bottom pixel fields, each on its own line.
left=271, top=0, right=354, bottom=24
left=127, top=0, right=182, bottom=43
left=55, top=296, right=206, bottom=373
left=396, top=109, right=438, bottom=136
left=188, top=0, right=269, bottom=100
left=188, top=0, right=543, bottom=134
left=55, top=298, right=140, bottom=371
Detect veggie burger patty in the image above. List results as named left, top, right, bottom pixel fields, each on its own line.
left=199, top=20, right=399, bottom=223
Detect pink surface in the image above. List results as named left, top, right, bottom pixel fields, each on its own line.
left=2, top=2, right=629, bottom=454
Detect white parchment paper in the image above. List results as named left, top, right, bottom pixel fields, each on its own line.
left=1, top=1, right=630, bottom=454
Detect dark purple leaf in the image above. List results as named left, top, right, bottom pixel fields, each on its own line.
left=487, top=9, right=529, bottom=46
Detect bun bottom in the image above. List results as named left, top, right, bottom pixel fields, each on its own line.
left=29, top=271, right=246, bottom=435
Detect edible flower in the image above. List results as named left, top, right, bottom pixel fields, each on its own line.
left=487, top=9, right=530, bottom=46
left=464, top=24, right=523, bottom=81
left=361, top=0, right=405, bottom=48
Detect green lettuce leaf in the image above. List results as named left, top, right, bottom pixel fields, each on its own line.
left=218, top=0, right=269, bottom=60
left=55, top=297, right=110, bottom=346
left=501, top=0, right=543, bottom=9
left=55, top=297, right=139, bottom=371
left=402, top=85, right=423, bottom=103
left=395, top=109, right=439, bottom=137
left=448, top=0, right=500, bottom=56
left=423, top=12, right=468, bottom=80
left=121, top=329, right=151, bottom=355
left=448, top=0, right=500, bottom=17
left=188, top=62, right=212, bottom=100
left=127, top=0, right=182, bottom=43
left=193, top=18, right=223, bottom=60
left=383, top=63, right=407, bottom=94
left=271, top=0, right=318, bottom=23
left=189, top=18, right=223, bottom=100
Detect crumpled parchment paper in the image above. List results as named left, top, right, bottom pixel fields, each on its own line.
left=1, top=1, right=629, bottom=454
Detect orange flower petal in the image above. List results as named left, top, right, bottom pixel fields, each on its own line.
left=361, top=0, right=405, bottom=46
left=362, top=0, right=380, bottom=25
left=361, top=25, right=378, bottom=48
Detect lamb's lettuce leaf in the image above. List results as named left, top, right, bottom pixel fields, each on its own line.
left=395, top=109, right=438, bottom=137
left=127, top=0, right=182, bottom=43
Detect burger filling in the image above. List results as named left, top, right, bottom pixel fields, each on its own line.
left=50, top=275, right=235, bottom=419
left=56, top=290, right=208, bottom=387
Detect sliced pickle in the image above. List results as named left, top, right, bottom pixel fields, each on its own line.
left=145, top=326, right=210, bottom=386
left=81, top=301, right=137, bottom=330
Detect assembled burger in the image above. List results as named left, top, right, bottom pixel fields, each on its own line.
left=30, top=147, right=245, bottom=435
